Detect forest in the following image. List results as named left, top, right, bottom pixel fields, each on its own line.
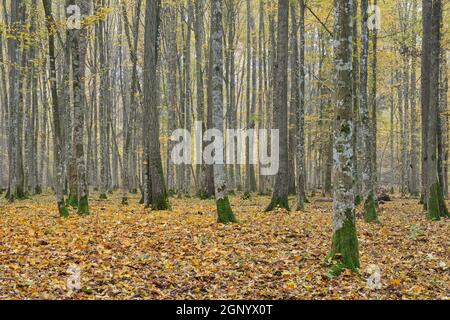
left=0, top=0, right=448, bottom=300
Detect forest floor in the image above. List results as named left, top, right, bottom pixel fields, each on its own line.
left=0, top=192, right=448, bottom=300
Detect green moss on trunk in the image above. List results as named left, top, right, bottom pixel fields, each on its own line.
left=364, top=192, right=378, bottom=223
left=427, top=182, right=441, bottom=220
left=217, top=197, right=237, bottom=224
left=354, top=194, right=362, bottom=206
left=16, top=186, right=26, bottom=200
left=427, top=180, right=449, bottom=220
left=58, top=201, right=69, bottom=218
left=77, top=195, right=90, bottom=215
left=437, top=182, right=450, bottom=217
left=265, top=196, right=290, bottom=212
left=328, top=213, right=360, bottom=276
left=66, top=193, right=78, bottom=208
left=151, top=193, right=170, bottom=211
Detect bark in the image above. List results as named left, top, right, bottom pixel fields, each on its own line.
left=421, top=0, right=430, bottom=205
left=183, top=0, right=193, bottom=195
left=409, top=0, right=420, bottom=196
left=203, top=14, right=216, bottom=199
left=42, top=0, right=68, bottom=216
left=68, top=0, right=90, bottom=215
left=121, top=0, right=142, bottom=202
left=353, top=0, right=362, bottom=203
left=424, top=0, right=448, bottom=219
left=360, top=0, right=377, bottom=222
left=143, top=0, right=169, bottom=210
left=193, top=0, right=204, bottom=193
left=211, top=0, right=236, bottom=224
left=244, top=0, right=256, bottom=195
left=370, top=0, right=378, bottom=191
left=289, top=1, right=298, bottom=197
left=265, top=0, right=290, bottom=211
left=162, top=4, right=178, bottom=195
left=6, top=0, right=23, bottom=201
left=296, top=0, right=307, bottom=210
left=329, top=0, right=360, bottom=274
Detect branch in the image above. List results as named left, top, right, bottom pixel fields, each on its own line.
left=305, top=4, right=333, bottom=37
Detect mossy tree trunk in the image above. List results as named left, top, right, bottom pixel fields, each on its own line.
left=423, top=0, right=449, bottom=220
left=211, top=0, right=237, bottom=224
left=328, top=0, right=360, bottom=274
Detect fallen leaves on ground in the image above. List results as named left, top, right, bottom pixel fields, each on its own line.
left=0, top=193, right=448, bottom=300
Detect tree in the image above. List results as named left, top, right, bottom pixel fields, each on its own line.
left=409, top=0, right=420, bottom=196
left=42, top=0, right=69, bottom=217
left=265, top=0, right=290, bottom=211
left=359, top=0, right=377, bottom=222
left=120, top=0, right=143, bottom=204
left=6, top=0, right=24, bottom=202
left=68, top=0, right=90, bottom=215
left=193, top=0, right=204, bottom=195
left=328, top=0, right=360, bottom=274
left=296, top=0, right=307, bottom=210
left=422, top=0, right=449, bottom=220
left=244, top=0, right=256, bottom=196
left=143, top=0, right=169, bottom=210
left=211, top=0, right=237, bottom=224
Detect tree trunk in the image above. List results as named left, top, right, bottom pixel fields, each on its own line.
left=329, top=0, right=360, bottom=274
left=360, top=0, right=377, bottom=222
left=409, top=0, right=419, bottom=196
left=211, top=0, right=236, bottom=224
left=43, top=0, right=68, bottom=216
left=265, top=0, right=290, bottom=211
left=423, top=0, right=448, bottom=219
left=143, top=0, right=169, bottom=210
